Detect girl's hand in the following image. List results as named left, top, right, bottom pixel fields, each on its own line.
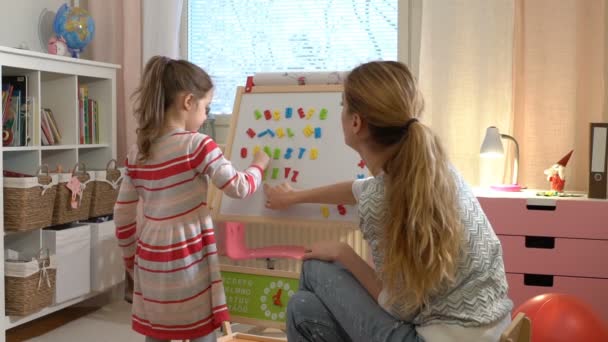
left=264, top=182, right=297, bottom=209
left=252, top=151, right=270, bottom=170
left=302, top=241, right=350, bottom=262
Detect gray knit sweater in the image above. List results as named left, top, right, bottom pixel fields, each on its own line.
left=353, top=169, right=513, bottom=327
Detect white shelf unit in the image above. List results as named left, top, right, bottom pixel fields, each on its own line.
left=0, top=46, right=120, bottom=340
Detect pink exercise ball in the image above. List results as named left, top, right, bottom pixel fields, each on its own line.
left=513, top=293, right=608, bottom=342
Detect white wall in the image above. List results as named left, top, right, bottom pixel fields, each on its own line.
left=0, top=0, right=75, bottom=52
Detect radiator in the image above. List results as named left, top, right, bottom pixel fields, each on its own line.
left=216, top=221, right=369, bottom=273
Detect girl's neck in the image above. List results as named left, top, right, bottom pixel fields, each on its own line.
left=161, top=110, right=186, bottom=136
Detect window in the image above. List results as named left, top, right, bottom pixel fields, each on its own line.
left=188, top=0, right=398, bottom=114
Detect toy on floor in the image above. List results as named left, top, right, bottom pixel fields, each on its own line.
left=513, top=293, right=608, bottom=342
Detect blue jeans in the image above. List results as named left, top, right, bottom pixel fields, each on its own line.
left=287, top=260, right=421, bottom=342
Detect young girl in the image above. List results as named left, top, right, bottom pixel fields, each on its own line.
left=114, top=56, right=270, bottom=342
left=264, top=61, right=513, bottom=341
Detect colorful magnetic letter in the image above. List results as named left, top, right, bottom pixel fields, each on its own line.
left=358, top=159, right=366, bottom=169
left=284, top=148, right=294, bottom=159
left=246, top=128, right=256, bottom=138
left=321, top=206, right=330, bottom=218
left=297, top=107, right=305, bottom=119
left=337, top=204, right=346, bottom=216
left=284, top=167, right=291, bottom=179
left=303, top=125, right=314, bottom=137
left=273, top=148, right=281, bottom=160
left=266, top=129, right=276, bottom=138
left=314, top=127, right=321, bottom=139
left=272, top=168, right=279, bottom=179
left=306, top=108, right=315, bottom=119
left=273, top=110, right=281, bottom=121
left=310, top=148, right=318, bottom=160
left=263, top=146, right=272, bottom=157
left=286, top=107, right=293, bottom=118
left=286, top=128, right=295, bottom=138
left=291, top=170, right=300, bottom=182
left=357, top=174, right=365, bottom=179
left=298, top=148, right=306, bottom=159
left=258, top=130, right=269, bottom=138
left=319, top=108, right=328, bottom=120
left=240, top=147, right=247, bottom=158
left=254, top=110, right=263, bottom=120
left=264, top=110, right=272, bottom=120
left=253, top=145, right=261, bottom=154
left=276, top=127, right=285, bottom=138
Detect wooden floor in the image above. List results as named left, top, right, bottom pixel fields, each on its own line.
left=6, top=305, right=102, bottom=342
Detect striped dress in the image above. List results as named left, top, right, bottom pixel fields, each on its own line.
left=113, top=129, right=262, bottom=340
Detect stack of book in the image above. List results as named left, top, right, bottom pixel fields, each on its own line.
left=2, top=76, right=33, bottom=147
left=41, top=108, right=62, bottom=145
left=78, top=85, right=100, bottom=144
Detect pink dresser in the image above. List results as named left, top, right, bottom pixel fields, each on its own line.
left=476, top=190, right=608, bottom=322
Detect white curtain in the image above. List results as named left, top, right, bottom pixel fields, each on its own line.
left=418, top=0, right=515, bottom=187
left=142, top=0, right=184, bottom=62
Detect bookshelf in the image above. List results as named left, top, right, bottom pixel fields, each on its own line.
left=0, top=46, right=119, bottom=340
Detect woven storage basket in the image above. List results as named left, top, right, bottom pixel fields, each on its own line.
left=5, top=253, right=57, bottom=316
left=89, top=159, right=124, bottom=218
left=51, top=162, right=95, bottom=225
left=3, top=165, right=58, bottom=232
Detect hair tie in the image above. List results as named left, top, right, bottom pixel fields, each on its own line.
left=401, top=118, right=418, bottom=134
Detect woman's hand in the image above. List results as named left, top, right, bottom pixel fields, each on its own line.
left=302, top=241, right=350, bottom=262
left=264, top=182, right=297, bottom=209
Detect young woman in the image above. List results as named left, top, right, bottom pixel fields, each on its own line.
left=265, top=61, right=512, bottom=341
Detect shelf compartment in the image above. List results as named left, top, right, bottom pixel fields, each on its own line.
left=1, top=67, right=40, bottom=148
left=40, top=72, right=78, bottom=146
left=77, top=76, right=112, bottom=146
left=78, top=146, right=114, bottom=170
left=3, top=150, right=40, bottom=175
left=41, top=149, right=77, bottom=172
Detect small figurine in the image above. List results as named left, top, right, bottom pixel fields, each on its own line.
left=543, top=150, right=573, bottom=192
left=48, top=35, right=68, bottom=56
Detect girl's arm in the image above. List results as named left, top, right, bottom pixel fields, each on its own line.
left=265, top=181, right=356, bottom=209
left=113, top=171, right=139, bottom=276
left=190, top=134, right=269, bottom=199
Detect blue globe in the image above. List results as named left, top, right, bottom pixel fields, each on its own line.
left=53, top=3, right=95, bottom=57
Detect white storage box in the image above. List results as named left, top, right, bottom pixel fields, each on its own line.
left=90, top=221, right=125, bottom=291
left=43, top=224, right=91, bottom=303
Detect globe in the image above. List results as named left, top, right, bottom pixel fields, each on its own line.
left=53, top=3, right=95, bottom=58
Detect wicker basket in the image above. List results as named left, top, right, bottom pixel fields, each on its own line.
left=3, top=165, right=58, bottom=232
left=89, top=159, right=124, bottom=218
left=5, top=253, right=57, bottom=316
left=51, top=162, right=95, bottom=225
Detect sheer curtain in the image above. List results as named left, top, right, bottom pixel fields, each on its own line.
left=142, top=0, right=184, bottom=62
left=513, top=0, right=606, bottom=191
left=85, top=0, right=142, bottom=161
left=418, top=0, right=515, bottom=187
left=418, top=0, right=606, bottom=191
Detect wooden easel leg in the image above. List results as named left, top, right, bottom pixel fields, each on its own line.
left=222, top=321, right=233, bottom=335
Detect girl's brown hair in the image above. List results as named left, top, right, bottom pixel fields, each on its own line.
left=344, top=61, right=463, bottom=315
left=132, top=56, right=213, bottom=162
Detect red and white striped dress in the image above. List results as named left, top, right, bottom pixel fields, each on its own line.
left=114, top=129, right=262, bottom=340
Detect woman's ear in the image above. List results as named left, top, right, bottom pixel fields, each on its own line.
left=352, top=113, right=364, bottom=135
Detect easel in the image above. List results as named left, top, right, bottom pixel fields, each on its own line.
left=210, top=79, right=362, bottom=340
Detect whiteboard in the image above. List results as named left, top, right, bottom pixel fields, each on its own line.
left=215, top=85, right=369, bottom=224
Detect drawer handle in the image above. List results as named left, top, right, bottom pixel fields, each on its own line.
left=526, top=204, right=556, bottom=211
left=524, top=274, right=554, bottom=287
left=525, top=236, right=555, bottom=249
